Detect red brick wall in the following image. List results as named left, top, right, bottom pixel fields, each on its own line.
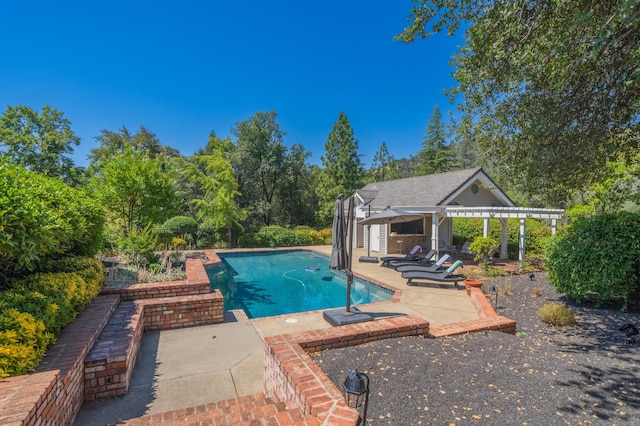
left=264, top=316, right=430, bottom=425
left=0, top=256, right=217, bottom=426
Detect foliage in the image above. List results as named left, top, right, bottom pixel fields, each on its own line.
left=0, top=163, right=105, bottom=287
left=316, top=112, right=365, bottom=224
left=161, top=216, right=198, bottom=234
left=89, top=147, right=178, bottom=235
left=277, top=144, right=320, bottom=227
left=0, top=257, right=103, bottom=378
left=567, top=154, right=640, bottom=218
left=538, top=303, right=576, bottom=326
left=398, top=1, right=640, bottom=204
left=415, top=104, right=454, bottom=175
left=543, top=212, right=640, bottom=311
left=452, top=217, right=550, bottom=258
left=238, top=226, right=327, bottom=248
left=118, top=225, right=159, bottom=266
left=88, top=125, right=179, bottom=168
left=369, top=141, right=399, bottom=182
left=232, top=111, right=288, bottom=228
left=0, top=105, right=81, bottom=186
left=189, top=132, right=246, bottom=247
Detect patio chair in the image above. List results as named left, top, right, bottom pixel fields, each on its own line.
left=458, top=241, right=473, bottom=258
left=380, top=245, right=422, bottom=267
left=394, top=253, right=450, bottom=273
left=388, top=249, right=437, bottom=269
left=401, top=260, right=466, bottom=288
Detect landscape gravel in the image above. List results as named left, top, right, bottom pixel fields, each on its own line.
left=311, top=274, right=640, bottom=425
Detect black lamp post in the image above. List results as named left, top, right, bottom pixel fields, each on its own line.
left=343, top=370, right=370, bottom=425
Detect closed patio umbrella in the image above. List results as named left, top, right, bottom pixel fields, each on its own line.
left=328, top=194, right=358, bottom=317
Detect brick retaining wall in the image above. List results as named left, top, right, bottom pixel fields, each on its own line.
left=0, top=256, right=217, bottom=426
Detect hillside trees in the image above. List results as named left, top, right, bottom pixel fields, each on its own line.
left=398, top=0, right=640, bottom=204
left=370, top=141, right=399, bottom=182
left=0, top=105, right=81, bottom=186
left=316, top=112, right=364, bottom=224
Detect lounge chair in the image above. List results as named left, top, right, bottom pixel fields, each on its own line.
left=401, top=260, right=466, bottom=288
left=394, top=253, right=451, bottom=273
left=458, top=241, right=473, bottom=258
left=380, top=245, right=422, bottom=267
left=388, top=249, right=437, bottom=269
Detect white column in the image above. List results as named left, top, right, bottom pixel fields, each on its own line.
left=431, top=214, right=439, bottom=258
left=551, top=219, right=557, bottom=235
left=500, top=218, right=508, bottom=260
left=483, top=218, right=490, bottom=237
left=519, top=218, right=526, bottom=263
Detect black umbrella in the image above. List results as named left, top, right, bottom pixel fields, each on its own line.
left=330, top=194, right=354, bottom=313
left=359, top=208, right=423, bottom=225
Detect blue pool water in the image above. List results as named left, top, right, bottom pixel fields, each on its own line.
left=207, top=250, right=394, bottom=319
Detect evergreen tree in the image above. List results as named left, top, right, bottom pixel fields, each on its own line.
left=415, top=105, right=454, bottom=176
left=316, top=112, right=364, bottom=224
left=369, top=141, right=399, bottom=182
left=189, top=132, right=246, bottom=247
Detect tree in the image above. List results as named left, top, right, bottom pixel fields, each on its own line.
left=370, top=141, right=399, bottom=182
left=0, top=105, right=81, bottom=186
left=415, top=105, right=454, bottom=175
left=189, top=132, right=246, bottom=247
left=231, top=111, right=287, bottom=228
left=90, top=147, right=178, bottom=235
left=277, top=144, right=319, bottom=226
left=316, top=112, right=364, bottom=224
left=88, top=126, right=179, bottom=169
left=398, top=1, right=640, bottom=204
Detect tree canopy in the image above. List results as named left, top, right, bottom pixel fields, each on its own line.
left=399, top=0, right=640, bottom=204
left=0, top=105, right=81, bottom=186
left=415, top=104, right=454, bottom=175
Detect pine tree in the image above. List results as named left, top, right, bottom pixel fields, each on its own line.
left=415, top=105, right=454, bottom=176
left=316, top=112, right=364, bottom=224
left=370, top=141, right=399, bottom=182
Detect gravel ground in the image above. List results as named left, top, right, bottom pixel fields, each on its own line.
left=311, top=274, right=640, bottom=425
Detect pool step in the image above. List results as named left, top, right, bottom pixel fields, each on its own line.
left=120, top=392, right=317, bottom=425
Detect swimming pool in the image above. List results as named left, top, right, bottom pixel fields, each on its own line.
left=207, top=250, right=394, bottom=319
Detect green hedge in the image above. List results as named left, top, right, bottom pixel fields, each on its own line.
left=452, top=217, right=551, bottom=258
left=238, top=226, right=328, bottom=248
left=0, top=257, right=104, bottom=378
left=0, top=164, right=105, bottom=285
left=543, top=212, right=640, bottom=311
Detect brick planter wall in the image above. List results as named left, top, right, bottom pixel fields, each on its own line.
left=264, top=316, right=431, bottom=425
left=0, top=256, right=217, bottom=426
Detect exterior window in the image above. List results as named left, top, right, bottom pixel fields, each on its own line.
left=390, top=219, right=424, bottom=235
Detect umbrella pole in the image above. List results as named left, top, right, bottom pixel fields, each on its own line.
left=345, top=196, right=355, bottom=314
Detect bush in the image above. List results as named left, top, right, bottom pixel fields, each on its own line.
left=452, top=217, right=551, bottom=259
left=543, top=212, right=640, bottom=311
left=161, top=216, right=198, bottom=233
left=538, top=303, right=576, bottom=326
left=0, top=256, right=103, bottom=378
left=0, top=163, right=105, bottom=286
left=119, top=225, right=159, bottom=265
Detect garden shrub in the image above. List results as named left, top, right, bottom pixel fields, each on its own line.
left=543, top=212, right=640, bottom=311
left=538, top=303, right=576, bottom=326
left=119, top=225, right=159, bottom=265
left=0, top=163, right=104, bottom=286
left=452, top=217, right=551, bottom=258
left=0, top=257, right=103, bottom=378
left=161, top=216, right=198, bottom=234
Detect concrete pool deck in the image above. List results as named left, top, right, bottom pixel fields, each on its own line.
left=74, top=246, right=480, bottom=425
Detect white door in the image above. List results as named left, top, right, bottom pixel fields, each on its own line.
left=370, top=225, right=380, bottom=252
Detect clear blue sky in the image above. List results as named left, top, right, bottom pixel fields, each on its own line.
left=0, top=1, right=462, bottom=168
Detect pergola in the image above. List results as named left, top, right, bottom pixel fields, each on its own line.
left=434, top=206, right=565, bottom=262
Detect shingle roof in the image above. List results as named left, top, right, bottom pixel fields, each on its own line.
left=357, top=167, right=485, bottom=209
